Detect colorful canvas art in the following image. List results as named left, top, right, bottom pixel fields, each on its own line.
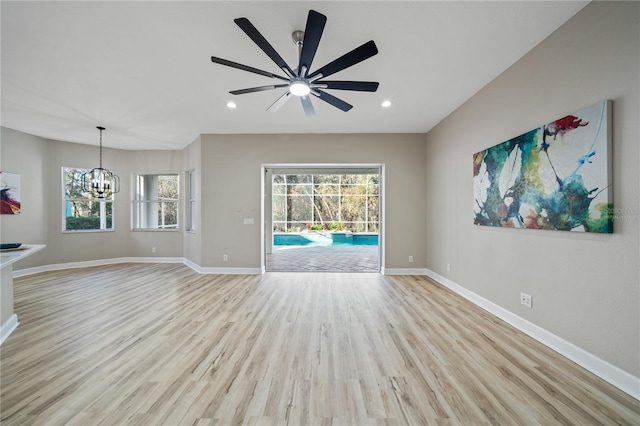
left=473, top=100, right=612, bottom=233
left=1, top=172, right=21, bottom=214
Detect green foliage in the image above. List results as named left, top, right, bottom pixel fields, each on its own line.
left=66, top=216, right=113, bottom=230
left=328, top=222, right=344, bottom=231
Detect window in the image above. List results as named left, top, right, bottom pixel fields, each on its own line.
left=186, top=169, right=196, bottom=232
left=63, top=167, right=114, bottom=232
left=272, top=173, right=379, bottom=233
left=133, top=174, right=179, bottom=230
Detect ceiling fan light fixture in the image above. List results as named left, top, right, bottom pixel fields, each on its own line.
left=381, top=100, right=392, bottom=108
left=289, top=80, right=311, bottom=97
left=226, top=101, right=237, bottom=109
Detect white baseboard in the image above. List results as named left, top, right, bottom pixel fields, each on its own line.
left=1, top=314, right=19, bottom=345
left=15, top=259, right=426, bottom=277
left=13, top=257, right=184, bottom=278
left=383, top=268, right=429, bottom=275
left=182, top=258, right=263, bottom=275
left=424, top=268, right=640, bottom=401
left=14, top=257, right=264, bottom=278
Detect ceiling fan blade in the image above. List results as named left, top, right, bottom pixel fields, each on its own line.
left=307, top=40, right=378, bottom=81
left=230, top=84, right=289, bottom=95
left=234, top=17, right=296, bottom=78
left=313, top=89, right=353, bottom=112
left=211, top=57, right=290, bottom=81
left=267, top=91, right=292, bottom=112
left=301, top=96, right=316, bottom=117
left=298, top=10, right=327, bottom=77
left=314, top=81, right=379, bottom=92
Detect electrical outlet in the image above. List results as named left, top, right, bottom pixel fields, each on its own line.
left=409, top=256, right=414, bottom=263
left=152, top=247, right=156, bottom=253
left=223, top=254, right=228, bottom=261
left=520, top=292, right=532, bottom=308
left=446, top=263, right=451, bottom=272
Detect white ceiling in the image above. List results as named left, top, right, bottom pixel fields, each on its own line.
left=1, top=1, right=588, bottom=150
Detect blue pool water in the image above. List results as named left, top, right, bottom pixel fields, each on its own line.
left=274, top=232, right=378, bottom=246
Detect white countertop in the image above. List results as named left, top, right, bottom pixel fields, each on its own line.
left=0, top=244, right=46, bottom=269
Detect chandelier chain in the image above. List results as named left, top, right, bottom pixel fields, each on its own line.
left=97, top=126, right=105, bottom=169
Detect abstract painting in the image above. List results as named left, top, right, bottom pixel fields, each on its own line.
left=473, top=100, right=612, bottom=233
left=0, top=172, right=21, bottom=214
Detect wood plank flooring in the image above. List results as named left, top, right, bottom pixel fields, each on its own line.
left=1, top=263, right=638, bottom=425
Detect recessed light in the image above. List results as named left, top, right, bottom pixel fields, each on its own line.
left=226, top=101, right=237, bottom=109
left=381, top=100, right=391, bottom=108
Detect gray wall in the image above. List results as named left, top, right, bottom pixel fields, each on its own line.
left=182, top=136, right=202, bottom=266
left=4, top=130, right=427, bottom=272
left=1, top=129, right=184, bottom=268
left=0, top=128, right=48, bottom=269
left=425, top=1, right=639, bottom=377
left=186, top=133, right=427, bottom=270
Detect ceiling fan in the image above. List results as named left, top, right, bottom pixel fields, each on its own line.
left=211, top=9, right=379, bottom=116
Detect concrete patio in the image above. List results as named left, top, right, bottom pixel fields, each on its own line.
left=266, top=245, right=380, bottom=272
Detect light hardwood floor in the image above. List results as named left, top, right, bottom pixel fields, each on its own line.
left=1, top=263, right=638, bottom=425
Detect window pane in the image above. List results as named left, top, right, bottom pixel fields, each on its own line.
left=158, top=175, right=178, bottom=199
left=158, top=201, right=178, bottom=228
left=314, top=195, right=339, bottom=222
left=133, top=174, right=179, bottom=230
left=288, top=184, right=312, bottom=196
left=341, top=196, right=366, bottom=222
left=290, top=196, right=312, bottom=222
left=186, top=170, right=195, bottom=231
left=188, top=201, right=195, bottom=231
left=315, top=183, right=339, bottom=194
left=189, top=171, right=196, bottom=200
left=286, top=175, right=311, bottom=184
left=65, top=169, right=86, bottom=198
left=341, top=175, right=367, bottom=185
left=65, top=167, right=115, bottom=200
left=65, top=200, right=113, bottom=230
left=342, top=185, right=367, bottom=195
left=273, top=195, right=286, bottom=221
left=63, top=167, right=114, bottom=232
left=314, top=174, right=340, bottom=184
left=273, top=184, right=286, bottom=195
left=272, top=172, right=379, bottom=234
left=368, top=196, right=379, bottom=221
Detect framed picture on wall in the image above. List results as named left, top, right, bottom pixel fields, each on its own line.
left=0, top=172, right=21, bottom=215
left=473, top=100, right=612, bottom=233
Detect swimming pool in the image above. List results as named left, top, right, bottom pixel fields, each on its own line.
left=274, top=232, right=378, bottom=246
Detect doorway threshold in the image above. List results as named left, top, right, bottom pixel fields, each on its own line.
left=266, top=245, right=379, bottom=273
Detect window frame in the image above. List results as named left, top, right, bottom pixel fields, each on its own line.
left=62, top=166, right=115, bottom=233
left=132, top=173, right=180, bottom=231
left=272, top=173, right=379, bottom=233
left=186, top=169, right=196, bottom=233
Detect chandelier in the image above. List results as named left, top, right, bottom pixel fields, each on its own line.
left=81, top=126, right=120, bottom=199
